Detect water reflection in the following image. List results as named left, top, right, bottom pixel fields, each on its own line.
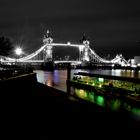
left=73, top=87, right=140, bottom=117
left=44, top=72, right=54, bottom=86
left=35, top=69, right=140, bottom=118
left=35, top=69, right=140, bottom=92
left=118, top=69, right=140, bottom=78
left=34, top=70, right=67, bottom=91
left=96, top=96, right=105, bottom=106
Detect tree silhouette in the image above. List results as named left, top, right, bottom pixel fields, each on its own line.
left=0, top=36, right=13, bottom=56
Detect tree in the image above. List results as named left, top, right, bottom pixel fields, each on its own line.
left=0, top=36, right=13, bottom=56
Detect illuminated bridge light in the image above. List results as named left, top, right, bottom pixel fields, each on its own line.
left=0, top=36, right=129, bottom=65
left=67, top=42, right=71, bottom=45
left=54, top=60, right=82, bottom=64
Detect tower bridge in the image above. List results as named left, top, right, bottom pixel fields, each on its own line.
left=0, top=30, right=129, bottom=67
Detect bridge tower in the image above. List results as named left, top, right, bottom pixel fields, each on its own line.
left=43, top=30, right=53, bottom=62
left=82, top=37, right=90, bottom=62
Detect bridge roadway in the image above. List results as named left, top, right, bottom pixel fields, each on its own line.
left=2, top=60, right=82, bottom=65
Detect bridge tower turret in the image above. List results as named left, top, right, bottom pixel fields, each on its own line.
left=43, top=30, right=53, bottom=62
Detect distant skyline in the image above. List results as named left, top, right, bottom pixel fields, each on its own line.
left=0, top=0, right=140, bottom=58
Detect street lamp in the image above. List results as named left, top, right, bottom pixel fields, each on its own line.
left=15, top=47, right=23, bottom=64
left=15, top=47, right=22, bottom=56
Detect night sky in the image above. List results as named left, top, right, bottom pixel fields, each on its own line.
left=0, top=0, right=140, bottom=58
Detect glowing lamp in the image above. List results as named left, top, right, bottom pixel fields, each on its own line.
left=15, top=48, right=22, bottom=56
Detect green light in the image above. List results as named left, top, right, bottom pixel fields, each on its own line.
left=89, top=92, right=95, bottom=102
left=96, top=96, right=104, bottom=106
left=131, top=108, right=140, bottom=116
left=110, top=100, right=121, bottom=111
left=84, top=91, right=88, bottom=98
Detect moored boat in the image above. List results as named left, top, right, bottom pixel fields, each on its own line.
left=71, top=72, right=140, bottom=102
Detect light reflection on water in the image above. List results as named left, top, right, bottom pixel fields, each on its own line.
left=80, top=69, right=140, bottom=78
left=74, top=88, right=140, bottom=117
left=34, top=70, right=67, bottom=91
left=34, top=69, right=140, bottom=117
left=35, top=69, right=140, bottom=92
left=74, top=88, right=120, bottom=111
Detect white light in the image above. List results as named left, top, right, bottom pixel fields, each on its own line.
left=15, top=48, right=22, bottom=56
left=98, top=78, right=104, bottom=82
left=85, top=56, right=89, bottom=61
left=131, top=65, right=137, bottom=68
left=67, top=42, right=71, bottom=45
left=112, top=64, right=115, bottom=67
left=47, top=50, right=51, bottom=55
left=85, top=52, right=88, bottom=56
left=79, top=45, right=84, bottom=52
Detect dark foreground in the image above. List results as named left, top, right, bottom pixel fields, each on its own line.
left=1, top=73, right=140, bottom=138
left=1, top=84, right=140, bottom=136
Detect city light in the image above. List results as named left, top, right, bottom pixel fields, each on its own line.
left=67, top=42, right=71, bottom=45
left=15, top=47, right=23, bottom=56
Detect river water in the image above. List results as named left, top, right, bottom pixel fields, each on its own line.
left=34, top=69, right=140, bottom=118
left=34, top=69, right=140, bottom=92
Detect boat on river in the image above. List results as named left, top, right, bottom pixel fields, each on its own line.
left=70, top=72, right=140, bottom=103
